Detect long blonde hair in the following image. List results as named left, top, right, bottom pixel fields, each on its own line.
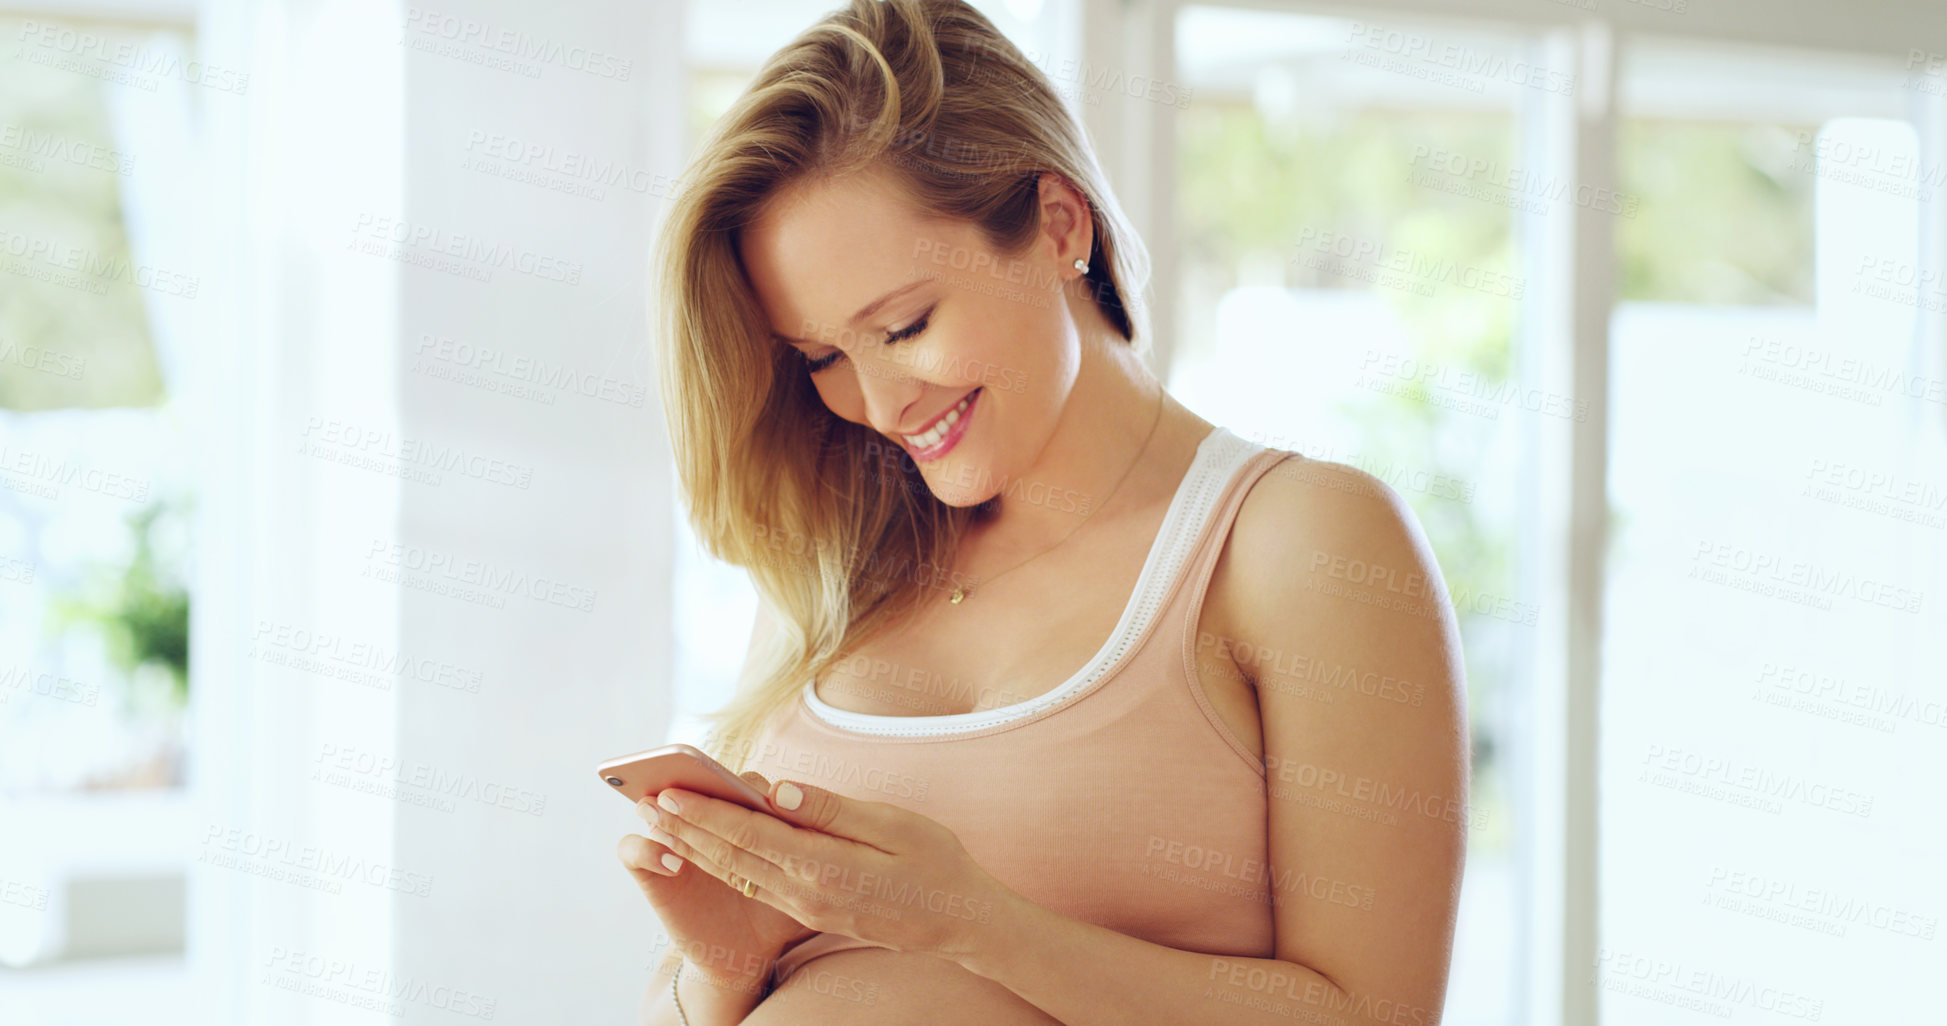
left=654, top=0, right=1151, bottom=770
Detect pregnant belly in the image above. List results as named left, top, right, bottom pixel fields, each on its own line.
left=740, top=948, right=1063, bottom=1026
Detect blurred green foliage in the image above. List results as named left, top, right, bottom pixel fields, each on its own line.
left=49, top=498, right=191, bottom=707
left=1617, top=120, right=1816, bottom=304
left=0, top=13, right=166, bottom=411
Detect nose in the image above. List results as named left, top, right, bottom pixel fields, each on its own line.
left=851, top=351, right=925, bottom=437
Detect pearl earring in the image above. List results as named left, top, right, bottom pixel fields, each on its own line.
left=1072, top=257, right=1087, bottom=272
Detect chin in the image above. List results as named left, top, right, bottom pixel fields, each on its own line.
left=920, top=474, right=996, bottom=510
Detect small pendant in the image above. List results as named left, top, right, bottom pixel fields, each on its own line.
left=949, top=587, right=966, bottom=605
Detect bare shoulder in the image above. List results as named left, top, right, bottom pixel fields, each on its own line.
left=1220, top=451, right=1468, bottom=731
left=1214, top=453, right=1454, bottom=646
left=1233, top=454, right=1427, bottom=562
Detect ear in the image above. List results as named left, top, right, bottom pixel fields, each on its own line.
left=1034, top=171, right=1094, bottom=273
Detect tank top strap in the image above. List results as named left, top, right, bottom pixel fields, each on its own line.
left=1142, top=444, right=1302, bottom=771
left=1169, top=444, right=1302, bottom=620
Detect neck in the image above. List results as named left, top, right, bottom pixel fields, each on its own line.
left=966, top=293, right=1209, bottom=559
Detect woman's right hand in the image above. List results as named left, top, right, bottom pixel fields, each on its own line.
left=616, top=770, right=815, bottom=994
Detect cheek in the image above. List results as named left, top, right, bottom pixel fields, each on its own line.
left=949, top=296, right=1046, bottom=374
left=812, top=375, right=863, bottom=420
left=971, top=302, right=1062, bottom=395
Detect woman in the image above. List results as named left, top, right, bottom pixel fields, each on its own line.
left=618, top=2, right=1468, bottom=1023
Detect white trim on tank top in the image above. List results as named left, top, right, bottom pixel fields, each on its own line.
left=800, top=424, right=1262, bottom=737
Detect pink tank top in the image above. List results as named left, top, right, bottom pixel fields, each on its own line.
left=742, top=426, right=1300, bottom=985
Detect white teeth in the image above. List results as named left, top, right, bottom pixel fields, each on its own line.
left=904, top=391, right=975, bottom=450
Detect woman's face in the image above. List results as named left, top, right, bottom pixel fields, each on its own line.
left=740, top=165, right=1092, bottom=508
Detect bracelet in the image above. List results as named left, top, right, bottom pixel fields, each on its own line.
left=671, top=960, right=691, bottom=1026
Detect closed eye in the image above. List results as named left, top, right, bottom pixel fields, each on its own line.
left=802, top=306, right=934, bottom=374
left=883, top=308, right=932, bottom=344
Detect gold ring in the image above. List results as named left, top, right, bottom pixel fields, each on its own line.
left=739, top=877, right=758, bottom=898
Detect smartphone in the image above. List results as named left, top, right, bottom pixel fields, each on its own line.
left=597, top=743, right=773, bottom=812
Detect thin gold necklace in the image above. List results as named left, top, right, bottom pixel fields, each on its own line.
left=947, top=385, right=1166, bottom=606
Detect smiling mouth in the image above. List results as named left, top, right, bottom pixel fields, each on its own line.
left=899, top=387, right=981, bottom=458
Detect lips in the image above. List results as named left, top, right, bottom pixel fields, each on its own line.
left=899, top=387, right=980, bottom=461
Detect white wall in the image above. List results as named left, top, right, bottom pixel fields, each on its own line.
left=190, top=0, right=682, bottom=1021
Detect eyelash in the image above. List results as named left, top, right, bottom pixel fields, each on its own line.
left=804, top=309, right=933, bottom=373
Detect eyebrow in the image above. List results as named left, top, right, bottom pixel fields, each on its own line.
left=772, top=279, right=927, bottom=347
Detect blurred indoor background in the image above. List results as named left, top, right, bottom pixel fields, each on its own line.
left=0, top=0, right=1941, bottom=1023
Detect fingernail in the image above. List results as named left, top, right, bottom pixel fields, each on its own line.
left=660, top=854, right=682, bottom=873
left=657, top=791, right=682, bottom=815
left=648, top=827, right=674, bottom=846
left=776, top=782, right=803, bottom=811
left=637, top=801, right=660, bottom=825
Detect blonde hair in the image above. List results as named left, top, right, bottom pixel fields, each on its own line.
left=653, top=0, right=1151, bottom=770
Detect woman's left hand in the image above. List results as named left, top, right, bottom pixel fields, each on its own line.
left=640, top=778, right=1011, bottom=958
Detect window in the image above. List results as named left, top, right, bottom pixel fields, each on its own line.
left=0, top=6, right=201, bottom=1018
left=1602, top=39, right=1946, bottom=1021
left=1171, top=7, right=1549, bottom=1021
